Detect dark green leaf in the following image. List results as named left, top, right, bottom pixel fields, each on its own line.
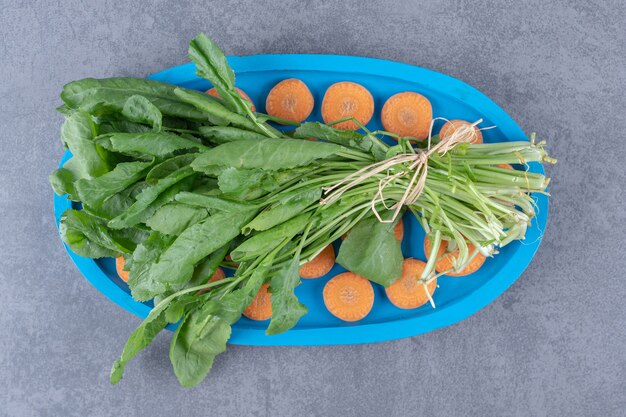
left=61, top=111, right=109, bottom=178
left=295, top=122, right=386, bottom=160
left=146, top=202, right=210, bottom=236
left=108, top=167, right=196, bottom=229
left=231, top=213, right=310, bottom=261
left=127, top=232, right=176, bottom=300
left=174, top=191, right=257, bottom=213
left=139, top=210, right=256, bottom=300
left=121, top=95, right=163, bottom=131
left=216, top=167, right=278, bottom=200
left=61, top=78, right=209, bottom=121
left=75, top=160, right=155, bottom=209
left=83, top=182, right=147, bottom=220
left=49, top=167, right=77, bottom=197
left=336, top=216, right=404, bottom=287
left=187, top=244, right=230, bottom=289
left=198, top=126, right=268, bottom=144
left=243, top=186, right=321, bottom=233
left=145, top=154, right=197, bottom=185
left=266, top=255, right=308, bottom=335
left=96, top=132, right=207, bottom=158
left=59, top=209, right=127, bottom=258
left=169, top=302, right=230, bottom=387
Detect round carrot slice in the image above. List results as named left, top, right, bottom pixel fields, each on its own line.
left=321, top=82, right=374, bottom=130
left=385, top=259, right=436, bottom=309
left=242, top=283, right=272, bottom=321
left=115, top=256, right=129, bottom=283
left=265, top=78, right=314, bottom=123
left=498, top=163, right=514, bottom=170
left=323, top=272, right=374, bottom=322
left=206, top=87, right=256, bottom=112
left=439, top=119, right=483, bottom=144
left=424, top=236, right=486, bottom=276
left=381, top=92, right=432, bottom=140
left=300, top=244, right=335, bottom=279
left=342, top=219, right=403, bottom=241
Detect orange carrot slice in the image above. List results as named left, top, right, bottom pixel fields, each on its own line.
left=381, top=92, right=432, bottom=140
left=265, top=78, right=314, bottom=123
left=196, top=267, right=226, bottom=294
left=323, top=272, right=374, bottom=322
left=439, top=119, right=483, bottom=144
left=115, top=256, right=129, bottom=283
left=498, top=163, right=514, bottom=170
left=424, top=236, right=486, bottom=276
left=242, top=283, right=272, bottom=321
left=321, top=81, right=374, bottom=130
left=385, top=259, right=436, bottom=309
left=300, top=244, right=335, bottom=279
left=206, top=87, right=256, bottom=112
left=342, top=219, right=404, bottom=241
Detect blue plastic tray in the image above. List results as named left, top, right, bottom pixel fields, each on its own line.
left=54, top=54, right=548, bottom=346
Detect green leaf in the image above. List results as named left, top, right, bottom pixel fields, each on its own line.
left=121, top=95, right=163, bottom=131
left=186, top=244, right=230, bottom=289
left=139, top=210, right=256, bottom=300
left=243, top=186, right=321, bottom=233
left=108, top=166, right=196, bottom=229
left=61, top=111, right=109, bottom=178
left=188, top=33, right=247, bottom=115
left=231, top=213, right=311, bottom=261
left=169, top=303, right=231, bottom=387
left=98, top=119, right=152, bottom=135
left=145, top=202, right=210, bottom=236
left=336, top=216, right=404, bottom=287
left=96, top=132, right=207, bottom=158
left=127, top=232, right=176, bottom=300
left=145, top=154, right=197, bottom=185
left=49, top=167, right=77, bottom=197
left=83, top=182, right=147, bottom=220
left=198, top=126, right=268, bottom=144
left=174, top=191, right=257, bottom=213
left=61, top=78, right=209, bottom=121
left=75, top=160, right=155, bottom=209
left=173, top=87, right=265, bottom=134
left=295, top=122, right=386, bottom=160
left=110, top=307, right=168, bottom=384
left=59, top=209, right=128, bottom=258
left=216, top=167, right=278, bottom=200
left=192, top=138, right=341, bottom=172
left=266, top=255, right=308, bottom=335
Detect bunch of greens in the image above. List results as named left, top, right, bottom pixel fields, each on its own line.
left=50, top=33, right=554, bottom=387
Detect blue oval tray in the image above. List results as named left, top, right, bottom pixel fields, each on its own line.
left=54, top=54, right=548, bottom=346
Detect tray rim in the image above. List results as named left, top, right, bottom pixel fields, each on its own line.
left=53, top=53, right=548, bottom=346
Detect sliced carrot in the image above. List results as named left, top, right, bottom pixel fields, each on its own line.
left=206, top=87, right=256, bottom=112
left=323, top=272, right=374, bottom=322
left=342, top=219, right=404, bottom=241
left=242, top=283, right=272, bottom=321
left=300, top=244, right=335, bottom=279
left=424, top=236, right=486, bottom=276
left=265, top=78, right=314, bottom=123
left=498, top=163, right=514, bottom=170
left=115, top=256, right=129, bottom=283
left=385, top=259, right=436, bottom=309
left=439, top=119, right=483, bottom=144
left=321, top=82, right=374, bottom=130
left=381, top=92, right=432, bottom=140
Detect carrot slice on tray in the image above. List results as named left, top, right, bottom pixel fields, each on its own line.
left=385, top=259, right=436, bottom=309
left=300, top=244, right=335, bottom=279
left=115, top=256, right=129, bottom=283
left=321, top=81, right=374, bottom=130
left=242, top=283, right=272, bottom=321
left=342, top=219, right=404, bottom=241
left=266, top=78, right=314, bottom=123
left=206, top=87, right=256, bottom=111
left=381, top=92, right=432, bottom=140
left=196, top=267, right=226, bottom=294
left=439, top=119, right=483, bottom=144
left=498, top=163, right=514, bottom=170
left=323, top=272, right=374, bottom=322
left=424, top=236, right=486, bottom=276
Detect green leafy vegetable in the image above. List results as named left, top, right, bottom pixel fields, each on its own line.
left=121, top=95, right=163, bottom=131
left=96, top=132, right=207, bottom=158
left=266, top=256, right=307, bottom=335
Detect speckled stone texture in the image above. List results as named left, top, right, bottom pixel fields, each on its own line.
left=1, top=1, right=624, bottom=416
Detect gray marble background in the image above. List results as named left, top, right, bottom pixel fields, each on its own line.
left=1, top=1, right=624, bottom=416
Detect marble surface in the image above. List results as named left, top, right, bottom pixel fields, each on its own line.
left=0, top=1, right=624, bottom=416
